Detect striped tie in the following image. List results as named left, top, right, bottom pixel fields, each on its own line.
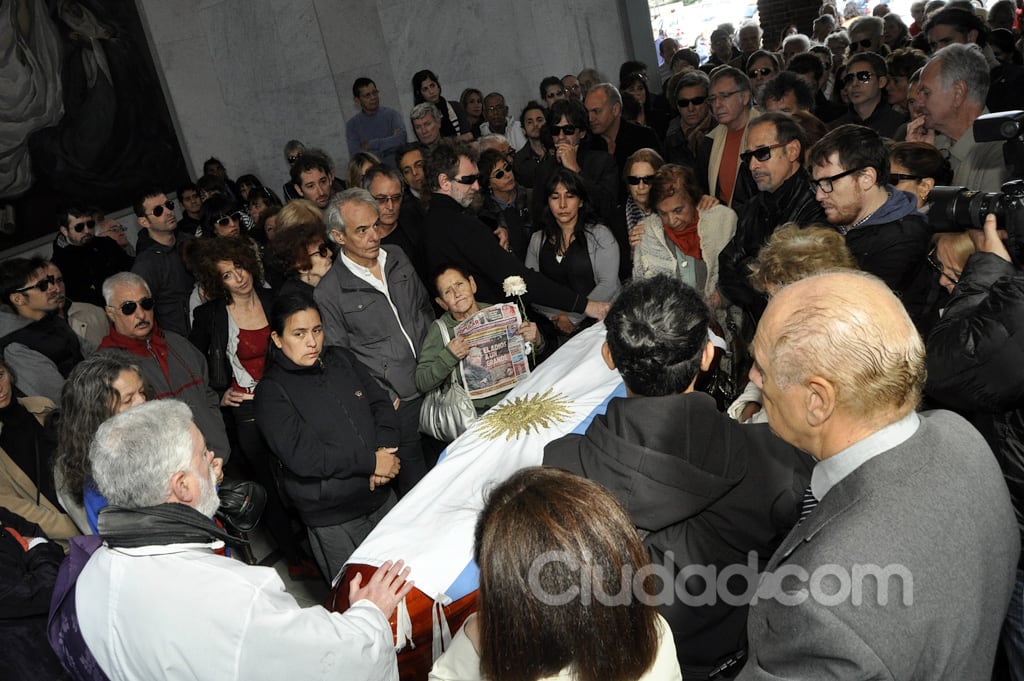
left=798, top=485, right=818, bottom=525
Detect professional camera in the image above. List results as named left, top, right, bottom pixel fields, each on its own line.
left=928, top=111, right=1024, bottom=251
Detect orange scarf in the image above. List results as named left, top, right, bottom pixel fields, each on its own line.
left=663, top=209, right=702, bottom=259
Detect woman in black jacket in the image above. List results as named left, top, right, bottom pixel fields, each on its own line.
left=254, top=294, right=402, bottom=583
left=189, top=237, right=317, bottom=579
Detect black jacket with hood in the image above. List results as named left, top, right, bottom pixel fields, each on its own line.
left=544, top=391, right=811, bottom=671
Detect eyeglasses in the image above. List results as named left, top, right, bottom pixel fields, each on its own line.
left=71, top=220, right=96, bottom=233
left=677, top=95, right=707, bottom=108
left=492, top=163, right=513, bottom=180
left=927, top=247, right=960, bottom=284
left=485, top=104, right=507, bottom=112
left=706, top=90, right=741, bottom=105
left=117, top=297, right=155, bottom=316
left=287, top=154, right=301, bottom=163
left=565, top=84, right=581, bottom=94
left=809, top=166, right=866, bottom=193
left=13, top=275, right=56, bottom=295
left=850, top=38, right=874, bottom=50
left=147, top=200, right=175, bottom=218
left=841, top=70, right=876, bottom=87
left=890, top=173, right=923, bottom=183
left=626, top=175, right=655, bottom=186
left=214, top=211, right=244, bottom=227
left=308, top=243, right=331, bottom=259
left=453, top=174, right=480, bottom=185
left=550, top=124, right=577, bottom=136
left=740, top=142, right=787, bottom=165
left=748, top=67, right=776, bottom=78
left=373, top=193, right=403, bottom=205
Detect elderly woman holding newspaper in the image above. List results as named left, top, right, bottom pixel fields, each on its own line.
left=416, top=265, right=543, bottom=422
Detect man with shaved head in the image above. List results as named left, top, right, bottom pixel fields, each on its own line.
left=737, top=271, right=1018, bottom=680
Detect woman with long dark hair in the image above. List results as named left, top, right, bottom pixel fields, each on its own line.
left=55, top=353, right=147, bottom=534
left=412, top=69, right=473, bottom=141
left=429, top=467, right=681, bottom=681
left=526, top=168, right=619, bottom=337
left=255, top=294, right=402, bottom=583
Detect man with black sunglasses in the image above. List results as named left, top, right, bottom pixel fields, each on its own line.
left=131, top=188, right=196, bottom=336
left=847, top=16, right=886, bottom=57
left=0, top=257, right=85, bottom=385
left=51, top=204, right=133, bottom=308
left=98, top=272, right=230, bottom=464
left=829, top=52, right=906, bottom=138
left=718, top=113, right=827, bottom=323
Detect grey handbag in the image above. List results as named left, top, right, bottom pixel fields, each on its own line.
left=418, top=320, right=477, bottom=442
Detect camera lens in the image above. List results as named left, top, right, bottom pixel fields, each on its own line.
left=928, top=186, right=1006, bottom=231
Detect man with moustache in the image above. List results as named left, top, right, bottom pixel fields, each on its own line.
left=718, top=113, right=826, bottom=322
left=98, top=272, right=230, bottom=463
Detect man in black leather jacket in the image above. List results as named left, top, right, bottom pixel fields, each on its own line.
left=717, top=113, right=826, bottom=324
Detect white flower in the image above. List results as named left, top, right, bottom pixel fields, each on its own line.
left=503, top=276, right=527, bottom=297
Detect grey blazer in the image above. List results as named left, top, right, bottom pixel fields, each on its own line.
left=738, top=410, right=1019, bottom=681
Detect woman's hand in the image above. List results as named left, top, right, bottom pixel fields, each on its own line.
left=697, top=194, right=720, bottom=212
left=518, top=321, right=540, bottom=344
left=220, top=388, right=253, bottom=408
left=584, top=300, right=610, bottom=321
left=628, top=222, right=646, bottom=249
left=447, top=335, right=470, bottom=360
left=348, top=559, right=414, bottom=618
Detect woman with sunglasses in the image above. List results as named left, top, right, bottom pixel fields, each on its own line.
left=199, top=195, right=245, bottom=239
left=526, top=168, right=620, bottom=338
left=188, top=238, right=317, bottom=578
left=623, top=148, right=665, bottom=246
left=255, top=294, right=402, bottom=583
left=889, top=141, right=952, bottom=212
left=664, top=70, right=713, bottom=169
left=271, top=219, right=335, bottom=297
left=478, top=147, right=532, bottom=260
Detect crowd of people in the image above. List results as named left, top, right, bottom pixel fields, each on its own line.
left=3, top=0, right=1024, bottom=678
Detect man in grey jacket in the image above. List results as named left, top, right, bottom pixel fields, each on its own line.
left=316, top=189, right=432, bottom=495
left=738, top=270, right=1018, bottom=680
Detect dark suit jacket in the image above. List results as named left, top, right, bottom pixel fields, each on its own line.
left=739, top=410, right=1019, bottom=680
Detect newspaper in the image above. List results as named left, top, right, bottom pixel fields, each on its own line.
left=453, top=303, right=530, bottom=399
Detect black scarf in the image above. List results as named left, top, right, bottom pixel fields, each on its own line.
left=98, top=503, right=247, bottom=549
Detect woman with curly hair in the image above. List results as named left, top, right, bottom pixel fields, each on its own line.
left=270, top=219, right=335, bottom=297
left=56, top=353, right=147, bottom=533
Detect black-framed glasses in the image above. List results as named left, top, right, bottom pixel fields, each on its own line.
left=147, top=200, right=175, bottom=218
left=748, top=67, right=775, bottom=78
left=453, top=174, right=480, bottom=185
left=927, top=247, right=960, bottom=284
left=308, top=243, right=332, bottom=259
left=740, top=142, right=787, bottom=165
left=810, top=166, right=867, bottom=193
left=550, top=124, right=577, bottom=136
left=706, top=90, right=741, bottom=105
left=71, top=220, right=96, bottom=233
left=214, top=211, right=244, bottom=227
left=841, top=70, right=876, bottom=87
left=492, top=163, right=512, bottom=180
left=117, top=297, right=155, bottom=316
left=890, top=173, right=923, bottom=183
left=677, top=95, right=707, bottom=108
left=626, top=175, right=655, bottom=186
left=13, top=275, right=56, bottom=295
left=373, top=193, right=403, bottom=205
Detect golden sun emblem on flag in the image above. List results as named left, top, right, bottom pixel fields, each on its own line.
left=475, top=388, right=574, bottom=440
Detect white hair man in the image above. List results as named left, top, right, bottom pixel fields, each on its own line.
left=72, top=400, right=413, bottom=680
left=737, top=271, right=1018, bottom=679
left=908, top=43, right=1008, bottom=192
